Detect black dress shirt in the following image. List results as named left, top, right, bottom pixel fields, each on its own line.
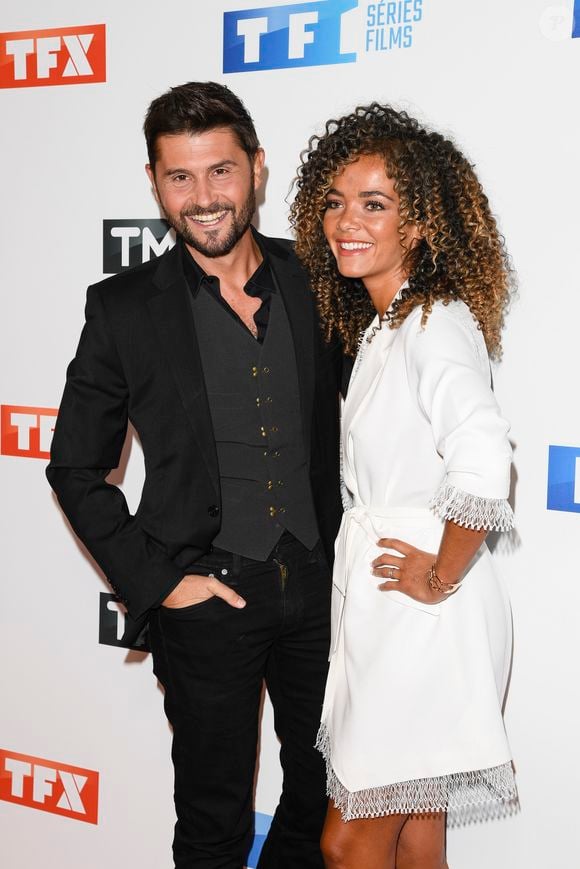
left=180, top=237, right=275, bottom=344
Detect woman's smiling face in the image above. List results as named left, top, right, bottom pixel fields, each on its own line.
left=323, top=153, right=419, bottom=310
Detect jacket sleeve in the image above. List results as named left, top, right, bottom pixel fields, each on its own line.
left=46, top=285, right=184, bottom=619
left=404, top=303, right=514, bottom=531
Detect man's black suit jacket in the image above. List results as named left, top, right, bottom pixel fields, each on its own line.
left=47, top=232, right=346, bottom=620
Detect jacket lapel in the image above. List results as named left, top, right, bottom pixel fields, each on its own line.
left=145, top=245, right=219, bottom=496
left=262, top=234, right=315, bottom=459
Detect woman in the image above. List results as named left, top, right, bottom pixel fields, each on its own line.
left=290, top=104, right=518, bottom=868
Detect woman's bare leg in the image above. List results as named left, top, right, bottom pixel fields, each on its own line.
left=321, top=802, right=407, bottom=869
left=395, top=812, right=448, bottom=869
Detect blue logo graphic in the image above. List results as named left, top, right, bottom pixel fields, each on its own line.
left=223, top=0, right=357, bottom=73
left=247, top=812, right=273, bottom=867
left=574, top=0, right=580, bottom=38
left=365, top=0, right=423, bottom=52
left=547, top=445, right=580, bottom=513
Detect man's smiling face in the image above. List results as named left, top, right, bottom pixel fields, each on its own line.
left=146, top=127, right=264, bottom=258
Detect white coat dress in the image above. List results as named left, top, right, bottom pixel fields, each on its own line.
left=317, top=297, right=518, bottom=825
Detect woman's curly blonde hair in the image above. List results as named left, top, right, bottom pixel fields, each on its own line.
left=290, top=103, right=514, bottom=357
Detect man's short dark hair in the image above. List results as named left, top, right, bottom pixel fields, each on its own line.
left=144, top=81, right=260, bottom=168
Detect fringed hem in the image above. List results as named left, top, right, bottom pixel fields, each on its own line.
left=316, top=724, right=519, bottom=827
left=430, top=484, right=515, bottom=532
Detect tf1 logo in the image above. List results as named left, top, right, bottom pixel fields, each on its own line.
left=547, top=445, right=580, bottom=513
left=223, top=0, right=357, bottom=73
left=0, top=748, right=99, bottom=824
left=247, top=812, right=273, bottom=867
left=103, top=219, right=175, bottom=274
left=0, top=405, right=58, bottom=459
left=0, top=24, right=106, bottom=89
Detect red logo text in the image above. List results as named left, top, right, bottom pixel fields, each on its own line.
left=0, top=748, right=99, bottom=824
left=0, top=24, right=106, bottom=89
left=0, top=405, right=58, bottom=459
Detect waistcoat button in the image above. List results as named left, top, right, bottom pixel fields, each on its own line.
left=208, top=505, right=220, bottom=517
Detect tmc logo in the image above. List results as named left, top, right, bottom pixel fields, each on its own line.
left=0, top=748, right=99, bottom=824
left=0, top=405, right=58, bottom=459
left=99, top=593, right=150, bottom=651
left=103, top=219, right=175, bottom=274
left=547, top=445, right=580, bottom=513
left=0, top=24, right=106, bottom=89
left=223, top=0, right=357, bottom=73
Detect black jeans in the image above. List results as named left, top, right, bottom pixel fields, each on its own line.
left=148, top=533, right=331, bottom=869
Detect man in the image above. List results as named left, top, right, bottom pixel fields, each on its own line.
left=47, top=82, right=345, bottom=868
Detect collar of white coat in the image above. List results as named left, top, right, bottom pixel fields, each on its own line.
left=366, top=279, right=410, bottom=333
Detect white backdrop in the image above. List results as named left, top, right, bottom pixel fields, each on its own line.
left=1, top=1, right=579, bottom=867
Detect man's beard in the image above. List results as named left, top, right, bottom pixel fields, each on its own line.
left=166, top=187, right=256, bottom=258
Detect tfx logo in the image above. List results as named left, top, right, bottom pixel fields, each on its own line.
left=102, top=219, right=175, bottom=274
left=0, top=748, right=99, bottom=824
left=0, top=405, right=58, bottom=459
left=223, top=0, right=357, bottom=73
left=547, top=445, right=580, bottom=513
left=0, top=25, right=106, bottom=89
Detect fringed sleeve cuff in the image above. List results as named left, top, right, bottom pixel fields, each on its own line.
left=430, top=483, right=515, bottom=532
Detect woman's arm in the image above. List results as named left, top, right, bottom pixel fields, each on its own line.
left=373, top=302, right=513, bottom=603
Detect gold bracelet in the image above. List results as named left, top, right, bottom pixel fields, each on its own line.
left=427, top=564, right=463, bottom=596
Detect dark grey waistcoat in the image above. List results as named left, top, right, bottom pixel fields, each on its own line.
left=191, top=287, right=320, bottom=560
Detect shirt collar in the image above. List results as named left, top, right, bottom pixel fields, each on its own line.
left=179, top=234, right=275, bottom=298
